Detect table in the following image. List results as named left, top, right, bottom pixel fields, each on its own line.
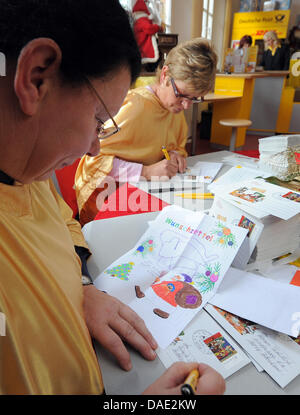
left=82, top=151, right=300, bottom=395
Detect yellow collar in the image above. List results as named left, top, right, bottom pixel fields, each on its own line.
left=268, top=44, right=281, bottom=56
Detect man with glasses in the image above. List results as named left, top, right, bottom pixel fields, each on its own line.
left=76, top=37, right=217, bottom=226
left=0, top=0, right=224, bottom=396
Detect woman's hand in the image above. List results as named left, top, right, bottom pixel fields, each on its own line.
left=142, top=362, right=226, bottom=395
left=141, top=159, right=179, bottom=181
left=169, top=151, right=187, bottom=173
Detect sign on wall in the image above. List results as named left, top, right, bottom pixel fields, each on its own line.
left=232, top=9, right=290, bottom=43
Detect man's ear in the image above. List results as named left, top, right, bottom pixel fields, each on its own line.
left=14, top=38, right=62, bottom=116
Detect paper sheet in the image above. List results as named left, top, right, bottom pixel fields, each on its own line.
left=209, top=196, right=264, bottom=269
left=157, top=309, right=250, bottom=379
left=222, top=154, right=262, bottom=170
left=205, top=304, right=300, bottom=388
left=208, top=165, right=269, bottom=193
left=156, top=161, right=223, bottom=190
left=209, top=267, right=300, bottom=337
left=94, top=205, right=248, bottom=349
left=215, top=178, right=300, bottom=220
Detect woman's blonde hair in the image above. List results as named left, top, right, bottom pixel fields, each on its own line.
left=156, top=37, right=218, bottom=95
left=263, top=31, right=279, bottom=48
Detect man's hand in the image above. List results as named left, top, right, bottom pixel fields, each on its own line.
left=83, top=286, right=158, bottom=371
left=142, top=362, right=226, bottom=395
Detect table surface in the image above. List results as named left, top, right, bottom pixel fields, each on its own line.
left=82, top=151, right=300, bottom=395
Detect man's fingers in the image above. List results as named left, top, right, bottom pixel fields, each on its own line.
left=119, top=307, right=158, bottom=349
left=115, top=309, right=158, bottom=361
left=95, top=325, right=132, bottom=371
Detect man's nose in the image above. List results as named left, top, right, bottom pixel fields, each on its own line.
left=87, top=139, right=100, bottom=157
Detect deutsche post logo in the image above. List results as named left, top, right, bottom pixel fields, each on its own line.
left=275, top=14, right=285, bottom=22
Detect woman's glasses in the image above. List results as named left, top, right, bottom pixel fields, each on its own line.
left=170, top=78, right=204, bottom=104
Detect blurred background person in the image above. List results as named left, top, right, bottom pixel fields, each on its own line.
left=261, top=30, right=290, bottom=70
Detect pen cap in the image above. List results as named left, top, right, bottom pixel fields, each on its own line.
left=181, top=384, right=195, bottom=396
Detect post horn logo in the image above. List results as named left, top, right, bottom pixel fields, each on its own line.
left=275, top=14, right=285, bottom=22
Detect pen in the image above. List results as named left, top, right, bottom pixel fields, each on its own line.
left=161, top=146, right=170, bottom=160
left=148, top=187, right=202, bottom=194
left=175, top=193, right=214, bottom=199
left=181, top=369, right=199, bottom=396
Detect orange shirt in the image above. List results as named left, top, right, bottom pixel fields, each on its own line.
left=0, top=179, right=103, bottom=394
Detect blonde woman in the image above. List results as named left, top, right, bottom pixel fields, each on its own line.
left=76, top=37, right=217, bottom=225
left=261, top=30, right=290, bottom=70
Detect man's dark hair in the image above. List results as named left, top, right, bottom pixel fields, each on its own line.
left=0, top=0, right=141, bottom=84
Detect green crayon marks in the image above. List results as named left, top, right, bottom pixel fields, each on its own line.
left=134, top=238, right=154, bottom=257
left=105, top=262, right=134, bottom=281
left=194, top=262, right=221, bottom=294
left=212, top=222, right=236, bottom=248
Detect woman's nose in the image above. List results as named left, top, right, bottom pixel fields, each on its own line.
left=182, top=100, right=192, bottom=110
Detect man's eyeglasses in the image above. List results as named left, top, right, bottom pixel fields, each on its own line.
left=170, top=78, right=204, bottom=104
left=85, top=77, right=120, bottom=139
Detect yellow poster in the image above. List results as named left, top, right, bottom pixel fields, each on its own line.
left=245, top=46, right=258, bottom=72
left=232, top=10, right=290, bottom=43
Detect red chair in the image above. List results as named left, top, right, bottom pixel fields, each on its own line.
left=94, top=183, right=169, bottom=221
left=235, top=150, right=259, bottom=159
left=54, top=151, right=259, bottom=221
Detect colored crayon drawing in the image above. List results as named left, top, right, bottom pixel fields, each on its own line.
left=152, top=280, right=202, bottom=309
left=211, top=222, right=236, bottom=247
left=134, top=238, right=155, bottom=256
left=105, top=262, right=134, bottom=281
left=194, top=263, right=221, bottom=294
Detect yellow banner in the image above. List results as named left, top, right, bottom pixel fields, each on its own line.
left=232, top=10, right=290, bottom=43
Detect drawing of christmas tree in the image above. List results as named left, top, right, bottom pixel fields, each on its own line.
left=105, top=262, right=134, bottom=281
left=134, top=238, right=154, bottom=257
left=194, top=263, right=221, bottom=294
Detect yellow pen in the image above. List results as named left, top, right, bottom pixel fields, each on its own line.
left=175, top=193, right=214, bottom=199
left=161, top=146, right=170, bottom=160
left=181, top=369, right=200, bottom=395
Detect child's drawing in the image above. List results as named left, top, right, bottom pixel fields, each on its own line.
left=211, top=222, right=236, bottom=247
left=194, top=262, right=221, bottom=294
left=94, top=205, right=249, bottom=349
left=158, top=229, right=219, bottom=276
left=151, top=279, right=202, bottom=318
left=105, top=262, right=134, bottom=281
left=134, top=238, right=155, bottom=257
